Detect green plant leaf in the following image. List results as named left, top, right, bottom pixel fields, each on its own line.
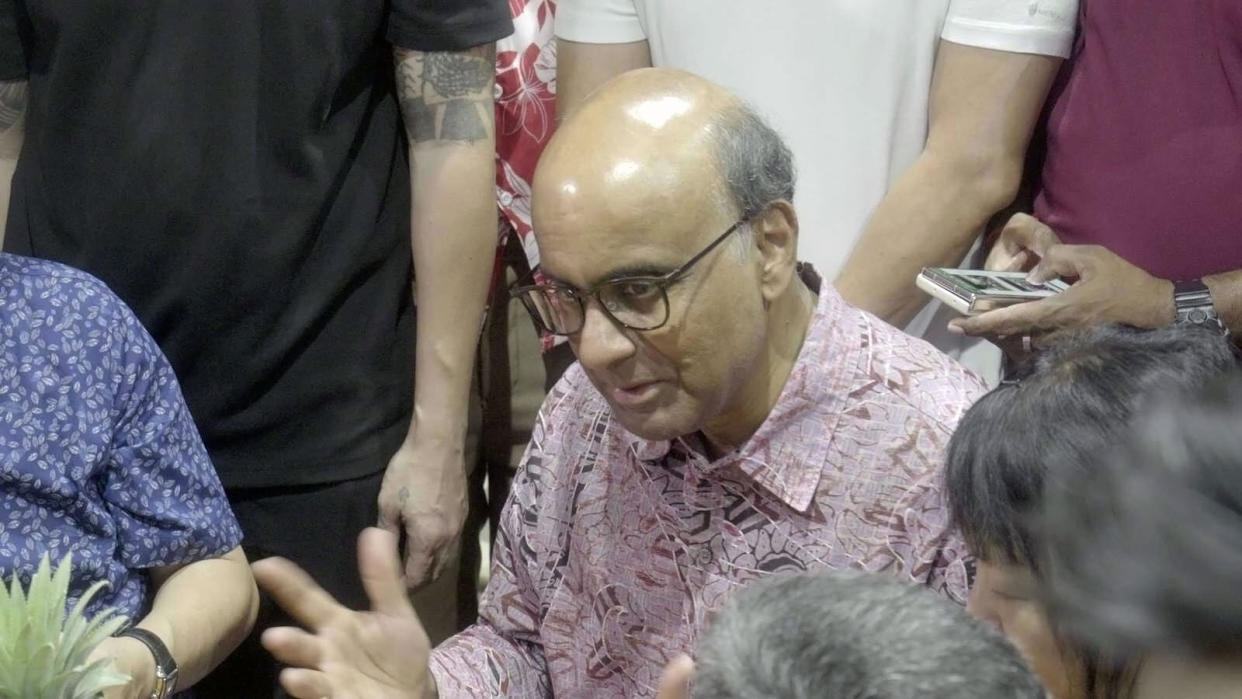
left=0, top=553, right=131, bottom=698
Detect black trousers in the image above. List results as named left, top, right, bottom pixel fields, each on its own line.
left=196, top=470, right=386, bottom=699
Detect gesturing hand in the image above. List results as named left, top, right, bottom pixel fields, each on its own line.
left=377, top=430, right=468, bottom=588
left=252, top=528, right=438, bottom=699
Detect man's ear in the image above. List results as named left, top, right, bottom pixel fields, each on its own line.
left=751, top=201, right=799, bottom=304
left=656, top=655, right=695, bottom=699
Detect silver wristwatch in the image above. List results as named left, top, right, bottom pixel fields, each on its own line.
left=119, top=627, right=178, bottom=699
left=1173, top=279, right=1227, bottom=334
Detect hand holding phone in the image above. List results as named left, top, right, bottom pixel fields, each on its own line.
left=916, top=268, right=1069, bottom=316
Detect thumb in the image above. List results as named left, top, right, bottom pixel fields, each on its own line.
left=656, top=655, right=695, bottom=699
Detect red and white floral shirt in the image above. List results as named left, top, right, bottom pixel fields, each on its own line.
left=494, top=0, right=557, bottom=276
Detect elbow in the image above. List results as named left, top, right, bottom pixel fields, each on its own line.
left=241, top=568, right=260, bottom=634
left=213, top=547, right=260, bottom=652
left=234, top=549, right=261, bottom=636
left=947, top=149, right=1024, bottom=218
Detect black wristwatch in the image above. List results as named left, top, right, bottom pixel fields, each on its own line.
left=119, top=627, right=178, bottom=699
left=1173, top=279, right=1227, bottom=335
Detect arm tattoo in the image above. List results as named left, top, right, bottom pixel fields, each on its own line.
left=395, top=45, right=496, bottom=145
left=0, top=80, right=27, bottom=132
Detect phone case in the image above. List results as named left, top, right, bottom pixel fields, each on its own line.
left=916, top=268, right=1068, bottom=316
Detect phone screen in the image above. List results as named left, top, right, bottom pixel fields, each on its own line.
left=951, top=271, right=1056, bottom=294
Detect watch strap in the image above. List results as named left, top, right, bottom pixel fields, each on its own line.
left=118, top=627, right=178, bottom=699
left=1172, top=279, right=1226, bottom=334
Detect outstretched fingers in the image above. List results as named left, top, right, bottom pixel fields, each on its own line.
left=252, top=556, right=346, bottom=630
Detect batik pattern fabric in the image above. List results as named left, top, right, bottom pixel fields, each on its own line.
left=0, top=254, right=241, bottom=621
left=429, top=282, right=987, bottom=697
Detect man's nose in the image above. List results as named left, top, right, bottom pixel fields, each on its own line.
left=572, top=300, right=638, bottom=371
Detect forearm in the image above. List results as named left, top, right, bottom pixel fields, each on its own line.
left=836, top=152, right=1017, bottom=325
left=396, top=45, right=498, bottom=443
left=0, top=79, right=27, bottom=244
left=409, top=144, right=495, bottom=439
left=837, top=42, right=1061, bottom=327
left=138, top=547, right=258, bottom=689
left=1205, top=269, right=1242, bottom=337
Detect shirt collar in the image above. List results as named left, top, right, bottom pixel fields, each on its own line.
left=626, top=272, right=859, bottom=512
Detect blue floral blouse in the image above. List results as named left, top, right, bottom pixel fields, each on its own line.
left=0, top=254, right=242, bottom=621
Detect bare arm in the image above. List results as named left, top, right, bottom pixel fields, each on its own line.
left=0, top=78, right=26, bottom=246
left=556, top=38, right=651, bottom=123
left=835, top=41, right=1062, bottom=326
left=140, top=547, right=258, bottom=687
left=93, top=547, right=258, bottom=698
left=376, top=44, right=499, bottom=586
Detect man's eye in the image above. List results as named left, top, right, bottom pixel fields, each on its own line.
left=615, top=281, right=660, bottom=299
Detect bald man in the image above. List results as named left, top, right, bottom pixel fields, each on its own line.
left=250, top=69, right=985, bottom=699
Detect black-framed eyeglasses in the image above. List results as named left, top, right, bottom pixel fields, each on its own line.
left=510, top=219, right=747, bottom=337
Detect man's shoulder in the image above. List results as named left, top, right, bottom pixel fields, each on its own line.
left=518, top=361, right=617, bottom=484
left=841, top=306, right=987, bottom=424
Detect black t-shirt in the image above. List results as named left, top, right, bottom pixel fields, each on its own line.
left=0, top=1, right=512, bottom=488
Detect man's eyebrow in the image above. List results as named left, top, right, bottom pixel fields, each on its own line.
left=542, top=263, right=674, bottom=289
left=601, top=264, right=672, bottom=281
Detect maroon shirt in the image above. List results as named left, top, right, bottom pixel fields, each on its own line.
left=1033, top=0, right=1242, bottom=282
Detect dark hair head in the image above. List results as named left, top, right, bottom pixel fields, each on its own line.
left=1043, top=377, right=1242, bottom=658
left=946, top=325, right=1236, bottom=572
left=692, top=570, right=1045, bottom=699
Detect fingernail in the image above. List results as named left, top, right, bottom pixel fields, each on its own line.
left=946, top=323, right=965, bottom=336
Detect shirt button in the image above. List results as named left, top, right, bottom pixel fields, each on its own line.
left=499, top=192, right=514, bottom=206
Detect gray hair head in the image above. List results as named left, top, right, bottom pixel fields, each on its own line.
left=692, top=570, right=1045, bottom=698
left=707, top=101, right=796, bottom=259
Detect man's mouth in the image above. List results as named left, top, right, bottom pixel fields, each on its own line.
left=610, top=380, right=663, bottom=408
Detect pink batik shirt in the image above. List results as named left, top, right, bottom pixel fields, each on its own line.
left=430, top=280, right=987, bottom=697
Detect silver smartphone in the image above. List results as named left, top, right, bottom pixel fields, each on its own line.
left=916, top=267, right=1069, bottom=316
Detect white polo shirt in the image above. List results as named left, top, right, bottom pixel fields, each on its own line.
left=557, top=0, right=1077, bottom=378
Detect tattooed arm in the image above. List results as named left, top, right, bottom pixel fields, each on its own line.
left=376, top=45, right=498, bottom=587
left=0, top=78, right=26, bottom=244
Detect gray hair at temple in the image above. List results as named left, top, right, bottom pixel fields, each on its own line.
left=708, top=101, right=796, bottom=258
left=1042, top=377, right=1242, bottom=659
left=691, top=571, right=1045, bottom=699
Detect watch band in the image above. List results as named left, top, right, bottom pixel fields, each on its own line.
left=1172, top=279, right=1227, bottom=334
left=118, top=627, right=179, bottom=699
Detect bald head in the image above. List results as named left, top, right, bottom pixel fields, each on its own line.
left=534, top=69, right=795, bottom=251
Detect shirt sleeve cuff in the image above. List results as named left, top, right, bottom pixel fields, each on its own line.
left=555, top=1, right=647, bottom=43
left=387, top=14, right=515, bottom=52
left=941, top=18, right=1075, bottom=59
